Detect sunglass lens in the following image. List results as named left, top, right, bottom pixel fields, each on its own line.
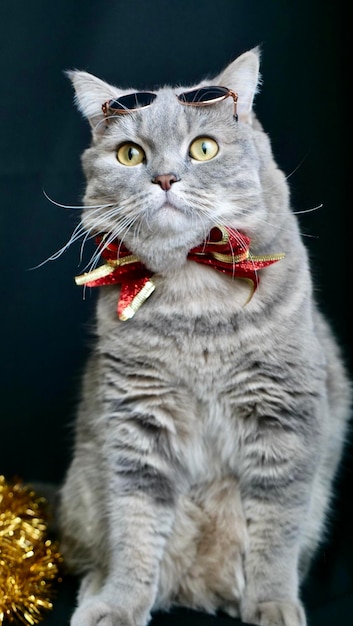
left=179, top=86, right=228, bottom=104
left=108, top=92, right=157, bottom=111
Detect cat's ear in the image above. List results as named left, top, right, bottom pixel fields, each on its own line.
left=66, top=70, right=125, bottom=133
left=214, top=47, right=261, bottom=123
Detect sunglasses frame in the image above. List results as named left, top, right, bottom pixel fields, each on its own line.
left=176, top=86, right=239, bottom=121
left=102, top=85, right=239, bottom=123
left=102, top=91, right=157, bottom=119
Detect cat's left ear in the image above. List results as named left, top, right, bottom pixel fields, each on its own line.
left=66, top=70, right=126, bottom=134
left=214, top=47, right=261, bottom=123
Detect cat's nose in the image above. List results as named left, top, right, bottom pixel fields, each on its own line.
left=151, top=173, right=179, bottom=191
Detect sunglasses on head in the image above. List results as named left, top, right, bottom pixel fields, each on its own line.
left=102, top=86, right=238, bottom=122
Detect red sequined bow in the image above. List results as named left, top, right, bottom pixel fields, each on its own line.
left=75, top=226, right=285, bottom=320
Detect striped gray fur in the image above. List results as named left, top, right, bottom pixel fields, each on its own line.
left=58, top=49, right=351, bottom=626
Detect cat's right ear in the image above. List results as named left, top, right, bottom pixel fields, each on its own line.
left=66, top=70, right=123, bottom=134
left=214, top=48, right=261, bottom=123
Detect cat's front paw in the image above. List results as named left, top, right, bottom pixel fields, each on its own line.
left=241, top=600, right=306, bottom=626
left=70, top=600, right=147, bottom=626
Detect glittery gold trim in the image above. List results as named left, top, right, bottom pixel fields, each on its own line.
left=75, top=255, right=140, bottom=286
left=114, top=254, right=140, bottom=266
left=119, top=279, right=156, bottom=321
left=75, top=263, right=115, bottom=285
left=250, top=253, right=286, bottom=262
left=212, top=250, right=249, bottom=263
left=0, top=476, right=62, bottom=626
left=239, top=277, right=256, bottom=305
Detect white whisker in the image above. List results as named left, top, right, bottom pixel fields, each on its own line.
left=29, top=221, right=85, bottom=270
left=292, top=203, right=323, bottom=215
left=81, top=213, right=139, bottom=275
left=283, top=152, right=310, bottom=182
left=42, top=189, right=114, bottom=211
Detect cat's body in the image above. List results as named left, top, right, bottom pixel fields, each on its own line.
left=58, top=49, right=351, bottom=626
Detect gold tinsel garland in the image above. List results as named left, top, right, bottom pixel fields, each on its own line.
left=0, top=476, right=62, bottom=625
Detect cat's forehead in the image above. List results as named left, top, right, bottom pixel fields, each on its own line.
left=142, top=86, right=186, bottom=127
left=106, top=85, right=233, bottom=144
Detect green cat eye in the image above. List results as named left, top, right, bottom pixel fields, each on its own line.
left=116, top=142, right=146, bottom=166
left=189, top=137, right=219, bottom=162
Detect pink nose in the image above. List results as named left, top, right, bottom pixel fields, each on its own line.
left=152, top=173, right=178, bottom=191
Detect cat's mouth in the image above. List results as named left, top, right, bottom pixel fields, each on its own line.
left=157, top=193, right=190, bottom=215
left=160, top=201, right=184, bottom=212
left=146, top=197, right=193, bottom=233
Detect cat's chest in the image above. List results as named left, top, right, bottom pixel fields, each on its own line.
left=156, top=320, right=243, bottom=393
left=97, top=270, right=269, bottom=398
left=105, top=305, right=246, bottom=393
left=96, top=285, right=299, bottom=482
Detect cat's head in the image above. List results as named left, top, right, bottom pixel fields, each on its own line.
left=69, top=48, right=287, bottom=273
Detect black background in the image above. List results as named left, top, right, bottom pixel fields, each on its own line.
left=0, top=1, right=351, bottom=625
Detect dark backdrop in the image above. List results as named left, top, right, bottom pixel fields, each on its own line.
left=1, top=1, right=351, bottom=625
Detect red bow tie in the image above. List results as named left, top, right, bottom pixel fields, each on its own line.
left=75, top=227, right=285, bottom=320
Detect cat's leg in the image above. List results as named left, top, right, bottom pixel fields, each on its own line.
left=68, top=413, right=178, bottom=626
left=70, top=484, right=176, bottom=626
left=76, top=570, right=105, bottom=604
left=60, top=458, right=156, bottom=626
left=298, top=354, right=350, bottom=580
left=238, top=418, right=317, bottom=626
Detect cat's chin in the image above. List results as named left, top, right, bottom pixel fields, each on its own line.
left=147, top=201, right=194, bottom=235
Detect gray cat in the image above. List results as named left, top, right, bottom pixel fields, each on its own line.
left=58, top=48, right=351, bottom=626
